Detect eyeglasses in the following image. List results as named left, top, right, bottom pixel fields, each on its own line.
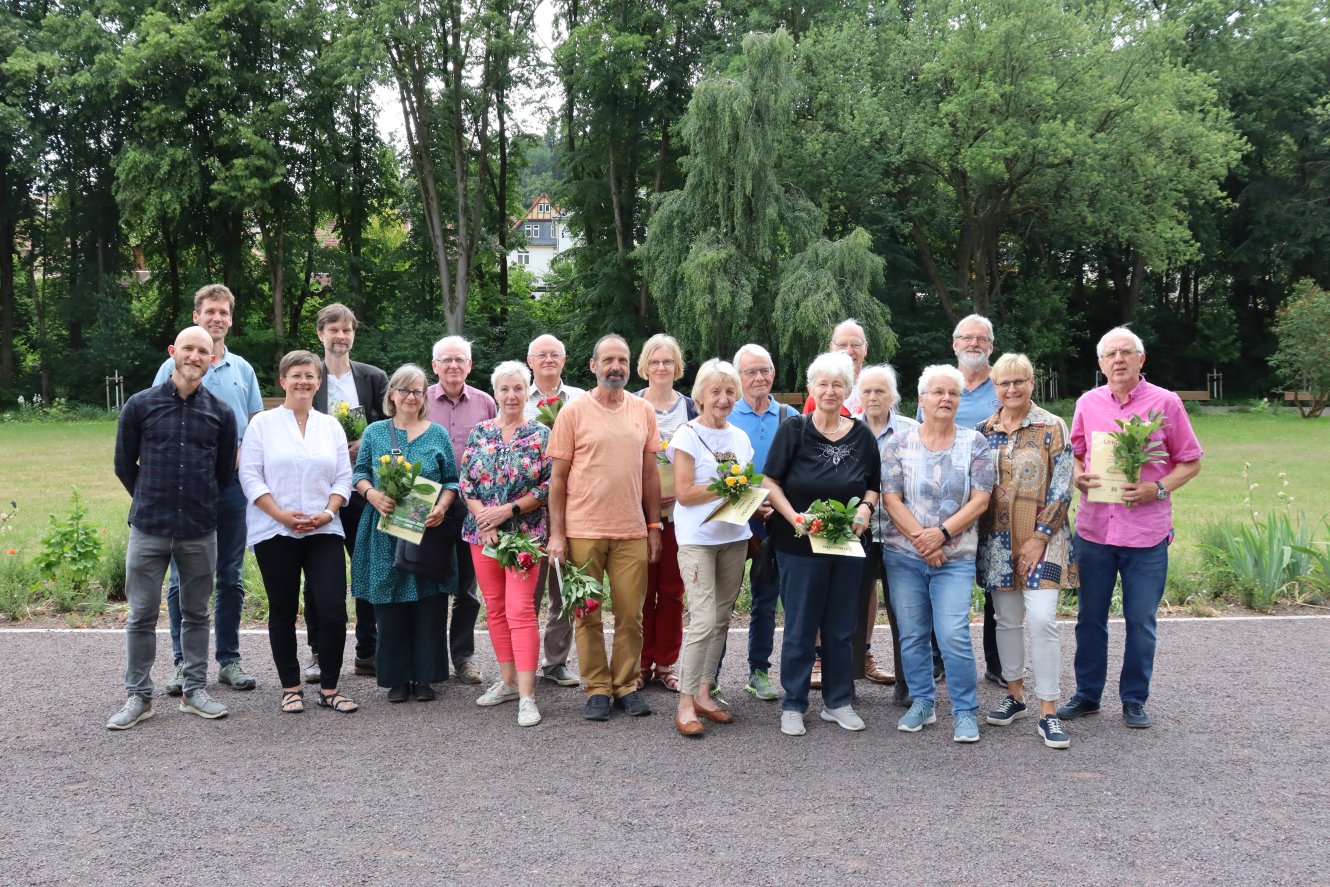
left=528, top=352, right=564, bottom=361
left=433, top=356, right=468, bottom=365
left=394, top=388, right=426, bottom=399
left=648, top=359, right=676, bottom=369
left=832, top=340, right=866, bottom=349
left=1100, top=348, right=1140, bottom=360
left=954, top=334, right=992, bottom=344
left=995, top=378, right=1031, bottom=390
left=925, top=388, right=960, bottom=399
left=740, top=366, right=774, bottom=377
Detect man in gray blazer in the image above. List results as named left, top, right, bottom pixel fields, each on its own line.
left=307, top=302, right=389, bottom=680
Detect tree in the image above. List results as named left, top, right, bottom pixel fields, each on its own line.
left=641, top=29, right=896, bottom=376
left=1270, top=279, right=1330, bottom=418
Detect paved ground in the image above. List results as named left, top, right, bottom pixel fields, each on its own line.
left=1, top=617, right=1328, bottom=886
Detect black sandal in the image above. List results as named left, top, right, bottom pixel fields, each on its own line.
left=280, top=690, right=305, bottom=714
left=317, top=691, right=359, bottom=713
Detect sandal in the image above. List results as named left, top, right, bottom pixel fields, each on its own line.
left=637, top=668, right=651, bottom=691
left=655, top=668, right=680, bottom=692
left=317, top=691, right=359, bottom=713
left=280, top=690, right=305, bottom=714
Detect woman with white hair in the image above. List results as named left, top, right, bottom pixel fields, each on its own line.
left=976, top=353, right=1077, bottom=748
left=854, top=364, right=917, bottom=700
left=667, top=359, right=753, bottom=737
left=881, top=364, right=994, bottom=743
left=762, top=352, right=880, bottom=737
left=459, top=360, right=552, bottom=727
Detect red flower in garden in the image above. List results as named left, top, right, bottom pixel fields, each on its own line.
left=5, top=550, right=15, bottom=556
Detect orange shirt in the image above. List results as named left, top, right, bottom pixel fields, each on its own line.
left=547, top=392, right=660, bottom=539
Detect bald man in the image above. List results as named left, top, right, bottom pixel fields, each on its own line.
left=802, top=319, right=869, bottom=417
left=109, top=327, right=238, bottom=728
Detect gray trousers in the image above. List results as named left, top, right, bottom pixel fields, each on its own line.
left=534, top=554, right=573, bottom=668
left=992, top=588, right=1062, bottom=702
left=124, top=527, right=216, bottom=698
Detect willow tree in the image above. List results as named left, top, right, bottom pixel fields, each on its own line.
left=640, top=28, right=895, bottom=374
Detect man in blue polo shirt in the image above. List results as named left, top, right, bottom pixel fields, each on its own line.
left=730, top=343, right=799, bottom=701
left=153, top=284, right=264, bottom=694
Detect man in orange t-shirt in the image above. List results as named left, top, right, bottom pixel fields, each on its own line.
left=547, top=334, right=663, bottom=721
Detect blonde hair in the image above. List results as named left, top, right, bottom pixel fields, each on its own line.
left=991, top=352, right=1034, bottom=384
left=637, top=334, right=685, bottom=381
left=490, top=360, right=531, bottom=394
left=193, top=284, right=234, bottom=313
left=384, top=364, right=430, bottom=421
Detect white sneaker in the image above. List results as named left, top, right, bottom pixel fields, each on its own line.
left=518, top=697, right=542, bottom=727
left=820, top=704, right=866, bottom=731
left=476, top=680, right=520, bottom=706
left=780, top=711, right=806, bottom=736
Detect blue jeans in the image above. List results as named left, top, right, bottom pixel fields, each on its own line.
left=776, top=549, right=865, bottom=713
left=747, top=522, right=781, bottom=674
left=883, top=549, right=978, bottom=714
left=168, top=475, right=246, bottom=665
left=1072, top=534, right=1169, bottom=705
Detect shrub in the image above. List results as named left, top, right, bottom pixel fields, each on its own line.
left=1270, top=279, right=1330, bottom=418
left=96, top=535, right=128, bottom=600
left=32, top=487, right=104, bottom=593
left=0, top=555, right=40, bottom=619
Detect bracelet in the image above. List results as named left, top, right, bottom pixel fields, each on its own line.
left=647, top=522, right=663, bottom=530
left=939, top=524, right=953, bottom=542
left=321, top=509, right=336, bottom=521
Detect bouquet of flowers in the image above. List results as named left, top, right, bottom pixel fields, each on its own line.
left=376, top=453, right=434, bottom=503
left=557, top=559, right=611, bottom=621
left=534, top=396, right=565, bottom=428
left=793, top=497, right=861, bottom=544
left=482, top=529, right=544, bottom=578
left=1109, top=410, right=1169, bottom=484
left=706, top=459, right=763, bottom=504
left=332, top=402, right=367, bottom=441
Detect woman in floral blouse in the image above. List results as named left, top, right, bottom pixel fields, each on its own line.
left=460, top=360, right=552, bottom=727
left=976, top=353, right=1078, bottom=749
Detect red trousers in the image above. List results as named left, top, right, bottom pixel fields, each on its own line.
left=641, top=522, right=685, bottom=672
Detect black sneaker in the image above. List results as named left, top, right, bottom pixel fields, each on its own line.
left=1038, top=715, right=1071, bottom=748
left=986, top=694, right=1029, bottom=726
left=615, top=690, right=652, bottom=717
left=1056, top=696, right=1101, bottom=719
left=1122, top=702, right=1152, bottom=729
left=984, top=669, right=1006, bottom=687
left=583, top=693, right=612, bottom=721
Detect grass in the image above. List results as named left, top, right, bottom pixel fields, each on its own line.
left=1, top=412, right=1328, bottom=618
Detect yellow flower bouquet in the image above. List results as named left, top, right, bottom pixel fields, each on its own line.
left=706, top=459, right=763, bottom=505
left=376, top=453, right=433, bottom=503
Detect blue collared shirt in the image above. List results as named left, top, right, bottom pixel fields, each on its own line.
left=154, top=346, right=264, bottom=441
left=731, top=396, right=798, bottom=472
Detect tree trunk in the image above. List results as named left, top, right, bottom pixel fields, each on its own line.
left=162, top=222, right=182, bottom=341
left=0, top=212, right=15, bottom=390
left=447, top=0, right=477, bottom=334
left=496, top=75, right=509, bottom=302
left=260, top=218, right=286, bottom=367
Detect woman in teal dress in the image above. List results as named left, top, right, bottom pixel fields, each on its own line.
left=351, top=364, right=460, bottom=702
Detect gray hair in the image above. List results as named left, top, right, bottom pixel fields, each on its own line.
left=917, top=364, right=965, bottom=396
left=806, top=352, right=855, bottom=390
left=432, top=335, right=472, bottom=361
left=732, top=343, right=774, bottom=367
left=856, top=363, right=901, bottom=410
left=490, top=360, right=531, bottom=393
left=953, top=313, right=995, bottom=341
left=691, top=359, right=743, bottom=404
left=831, top=318, right=867, bottom=346
left=1096, top=326, right=1146, bottom=357
left=384, top=364, right=430, bottom=420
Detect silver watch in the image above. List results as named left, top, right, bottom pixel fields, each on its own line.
left=1155, top=481, right=1168, bottom=501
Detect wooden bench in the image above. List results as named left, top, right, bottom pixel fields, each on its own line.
left=772, top=392, right=805, bottom=408
left=1175, top=390, right=1211, bottom=402
left=261, top=396, right=284, bottom=410
left=1283, top=390, right=1316, bottom=405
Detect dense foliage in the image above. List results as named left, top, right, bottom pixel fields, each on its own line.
left=2, top=0, right=1327, bottom=402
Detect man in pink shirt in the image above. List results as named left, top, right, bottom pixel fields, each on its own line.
left=426, top=335, right=498, bottom=685
left=547, top=334, right=663, bottom=722
left=1061, top=326, right=1203, bottom=729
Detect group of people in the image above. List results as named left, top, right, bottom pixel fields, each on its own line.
left=108, top=285, right=1204, bottom=750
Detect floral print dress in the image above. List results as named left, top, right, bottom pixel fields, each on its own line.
left=458, top=419, right=552, bottom=545
left=976, top=405, right=1079, bottom=592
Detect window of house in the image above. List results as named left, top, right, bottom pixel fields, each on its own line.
left=525, top=223, right=541, bottom=238
left=515, top=249, right=529, bottom=266
left=538, top=203, right=550, bottom=214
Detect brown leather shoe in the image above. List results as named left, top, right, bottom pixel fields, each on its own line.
left=864, top=652, right=896, bottom=685
left=674, top=713, right=704, bottom=736
left=810, top=657, right=823, bottom=689
left=695, top=705, right=734, bottom=724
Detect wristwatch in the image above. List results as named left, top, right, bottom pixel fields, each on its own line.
left=1155, top=481, right=1168, bottom=501
left=511, top=503, right=522, bottom=516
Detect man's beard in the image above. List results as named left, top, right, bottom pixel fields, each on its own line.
left=958, top=351, right=989, bottom=374
left=598, top=371, right=627, bottom=390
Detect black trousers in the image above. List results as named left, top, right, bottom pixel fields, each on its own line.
left=448, top=534, right=480, bottom=666
left=255, top=533, right=347, bottom=690
left=374, top=595, right=450, bottom=688
left=982, top=590, right=1001, bottom=674
left=306, top=494, right=377, bottom=660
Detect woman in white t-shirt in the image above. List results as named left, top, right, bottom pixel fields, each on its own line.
left=667, top=359, right=754, bottom=737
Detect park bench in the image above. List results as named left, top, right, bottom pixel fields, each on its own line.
left=1175, top=390, right=1210, bottom=402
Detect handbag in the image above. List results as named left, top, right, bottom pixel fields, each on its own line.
left=749, top=536, right=779, bottom=585
left=386, top=424, right=461, bottom=583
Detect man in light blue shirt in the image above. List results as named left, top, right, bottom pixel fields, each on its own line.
left=729, top=343, right=799, bottom=701
left=152, top=284, right=264, bottom=694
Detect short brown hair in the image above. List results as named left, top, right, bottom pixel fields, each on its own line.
left=193, top=284, right=235, bottom=313
left=279, top=350, right=323, bottom=380
left=316, top=302, right=358, bottom=332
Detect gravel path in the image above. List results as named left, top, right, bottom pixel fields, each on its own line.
left=1, top=618, right=1327, bottom=886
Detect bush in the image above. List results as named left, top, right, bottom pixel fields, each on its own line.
left=33, top=487, right=104, bottom=593
left=96, top=535, right=128, bottom=600
left=0, top=555, right=40, bottom=619
left=1270, top=279, right=1330, bottom=418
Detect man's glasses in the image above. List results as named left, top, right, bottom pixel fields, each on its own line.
left=1100, top=348, right=1140, bottom=359
left=433, top=356, right=467, bottom=365
left=740, top=366, right=774, bottom=377
left=954, top=334, right=992, bottom=344
left=528, top=352, right=564, bottom=361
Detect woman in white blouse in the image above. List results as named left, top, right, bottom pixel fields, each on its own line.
left=240, top=351, right=356, bottom=714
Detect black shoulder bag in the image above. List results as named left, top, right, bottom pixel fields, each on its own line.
left=389, top=424, right=461, bottom=583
